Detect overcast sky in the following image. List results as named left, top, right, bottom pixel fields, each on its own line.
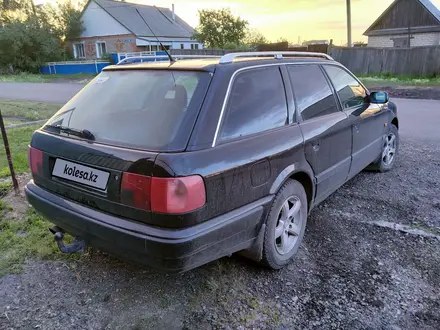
left=36, top=0, right=440, bottom=45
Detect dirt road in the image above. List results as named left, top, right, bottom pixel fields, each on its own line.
left=0, top=82, right=82, bottom=104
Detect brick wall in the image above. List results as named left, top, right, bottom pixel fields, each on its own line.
left=367, top=36, right=394, bottom=47
left=368, top=32, right=440, bottom=47
left=71, top=34, right=143, bottom=59
left=412, top=32, right=440, bottom=47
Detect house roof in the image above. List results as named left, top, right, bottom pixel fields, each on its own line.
left=364, top=0, right=440, bottom=36
left=92, top=0, right=195, bottom=38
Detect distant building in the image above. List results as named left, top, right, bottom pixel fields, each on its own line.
left=364, top=0, right=440, bottom=48
left=71, top=0, right=203, bottom=59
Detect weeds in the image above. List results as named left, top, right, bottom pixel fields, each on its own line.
left=0, top=181, right=12, bottom=197
left=0, top=73, right=95, bottom=83
left=0, top=99, right=61, bottom=121
left=0, top=124, right=41, bottom=178
left=359, top=73, right=440, bottom=87
left=0, top=205, right=80, bottom=276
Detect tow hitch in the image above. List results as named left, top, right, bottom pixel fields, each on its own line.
left=49, top=226, right=86, bottom=253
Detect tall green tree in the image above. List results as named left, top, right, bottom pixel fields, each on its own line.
left=38, top=0, right=85, bottom=42
left=243, top=28, right=268, bottom=48
left=193, top=9, right=248, bottom=49
left=0, top=0, right=33, bottom=26
left=0, top=19, right=64, bottom=72
left=0, top=0, right=85, bottom=72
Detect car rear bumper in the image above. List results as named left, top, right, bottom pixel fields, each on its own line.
left=25, top=181, right=270, bottom=272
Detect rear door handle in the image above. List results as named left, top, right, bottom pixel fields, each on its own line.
left=354, top=124, right=360, bottom=133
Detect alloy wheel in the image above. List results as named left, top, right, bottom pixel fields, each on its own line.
left=382, top=132, right=397, bottom=166
left=274, top=196, right=303, bottom=255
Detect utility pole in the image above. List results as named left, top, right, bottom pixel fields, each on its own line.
left=346, top=0, right=352, bottom=47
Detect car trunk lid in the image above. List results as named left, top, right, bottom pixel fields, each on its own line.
left=30, top=130, right=158, bottom=224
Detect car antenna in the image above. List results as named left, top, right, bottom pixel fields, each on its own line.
left=135, top=8, right=175, bottom=63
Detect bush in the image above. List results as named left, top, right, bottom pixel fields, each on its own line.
left=0, top=19, right=64, bottom=73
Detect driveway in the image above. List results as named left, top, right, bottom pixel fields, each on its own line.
left=0, top=96, right=439, bottom=329
left=395, top=98, right=440, bottom=141
left=0, top=82, right=83, bottom=104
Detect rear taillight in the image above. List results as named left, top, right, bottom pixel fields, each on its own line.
left=121, top=173, right=206, bottom=214
left=151, top=176, right=206, bottom=214
left=28, top=147, right=43, bottom=177
left=121, top=172, right=151, bottom=211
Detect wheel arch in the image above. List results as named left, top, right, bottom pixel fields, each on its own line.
left=269, top=163, right=315, bottom=211
left=391, top=117, right=399, bottom=129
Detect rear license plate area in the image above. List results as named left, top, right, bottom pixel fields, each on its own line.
left=52, top=159, right=110, bottom=190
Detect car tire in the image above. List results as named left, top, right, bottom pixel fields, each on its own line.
left=368, top=124, right=399, bottom=172
left=260, top=179, right=308, bottom=269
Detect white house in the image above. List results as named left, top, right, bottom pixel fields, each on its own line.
left=72, top=0, right=203, bottom=59
left=364, top=0, right=440, bottom=48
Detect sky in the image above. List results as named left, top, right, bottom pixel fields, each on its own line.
left=36, top=0, right=440, bottom=45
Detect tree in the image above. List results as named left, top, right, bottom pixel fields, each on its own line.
left=0, top=0, right=85, bottom=72
left=193, top=9, right=248, bottom=49
left=276, top=37, right=289, bottom=44
left=0, top=18, right=64, bottom=72
left=0, top=0, right=33, bottom=26
left=38, top=0, right=85, bottom=42
left=243, top=28, right=268, bottom=48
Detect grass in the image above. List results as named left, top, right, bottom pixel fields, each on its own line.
left=0, top=124, right=40, bottom=178
left=359, top=73, right=440, bottom=88
left=0, top=181, right=12, bottom=198
left=0, top=99, right=61, bottom=121
left=0, top=72, right=95, bottom=83
left=0, top=202, right=79, bottom=277
left=0, top=100, right=85, bottom=277
left=0, top=100, right=62, bottom=177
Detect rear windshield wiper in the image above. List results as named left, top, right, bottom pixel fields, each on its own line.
left=44, top=124, right=95, bottom=141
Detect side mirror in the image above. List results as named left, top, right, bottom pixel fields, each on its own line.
left=369, top=91, right=389, bottom=104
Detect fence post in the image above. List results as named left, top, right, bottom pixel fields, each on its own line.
left=0, top=109, right=19, bottom=195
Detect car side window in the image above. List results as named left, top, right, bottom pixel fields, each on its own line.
left=323, top=65, right=367, bottom=109
left=288, top=65, right=339, bottom=120
left=219, top=66, right=288, bottom=142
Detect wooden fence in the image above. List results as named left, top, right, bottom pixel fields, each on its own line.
left=170, top=44, right=330, bottom=57
left=330, top=46, right=440, bottom=76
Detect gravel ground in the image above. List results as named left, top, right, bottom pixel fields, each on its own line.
left=1, top=135, right=439, bottom=330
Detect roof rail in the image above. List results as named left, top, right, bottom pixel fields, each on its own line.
left=174, top=55, right=221, bottom=60
left=117, top=56, right=165, bottom=65
left=116, top=55, right=221, bottom=65
left=219, top=51, right=334, bottom=64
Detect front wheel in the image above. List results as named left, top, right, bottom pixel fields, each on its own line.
left=260, top=179, right=308, bottom=269
left=368, top=124, right=399, bottom=172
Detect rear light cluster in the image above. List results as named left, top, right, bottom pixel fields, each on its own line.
left=121, top=173, right=206, bottom=214
left=29, top=147, right=43, bottom=177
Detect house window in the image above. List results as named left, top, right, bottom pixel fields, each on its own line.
left=180, top=44, right=184, bottom=49
left=194, top=44, right=199, bottom=50
left=73, top=43, right=85, bottom=59
left=95, top=41, right=107, bottom=58
left=392, top=36, right=411, bottom=48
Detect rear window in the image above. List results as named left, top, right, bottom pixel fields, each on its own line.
left=44, top=70, right=211, bottom=151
